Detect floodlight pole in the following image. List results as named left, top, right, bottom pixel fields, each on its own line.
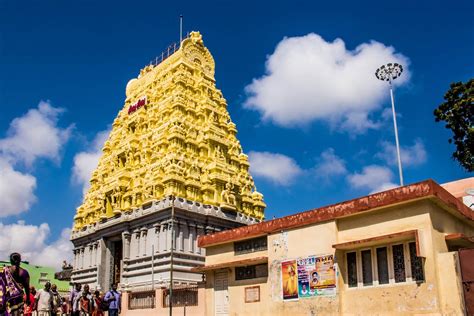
left=389, top=79, right=404, bottom=186
left=376, top=63, right=404, bottom=186
left=169, top=195, right=175, bottom=316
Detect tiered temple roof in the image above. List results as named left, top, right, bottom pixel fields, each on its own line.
left=73, top=32, right=265, bottom=231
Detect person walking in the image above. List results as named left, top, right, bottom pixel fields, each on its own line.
left=51, top=284, right=62, bottom=316
left=60, top=297, right=68, bottom=316
left=35, top=282, right=53, bottom=316
left=91, top=291, right=104, bottom=316
left=70, top=283, right=81, bottom=316
left=79, top=291, right=92, bottom=316
left=30, top=287, right=38, bottom=316
left=23, top=286, right=36, bottom=316
left=0, top=252, right=31, bottom=316
left=103, top=284, right=120, bottom=316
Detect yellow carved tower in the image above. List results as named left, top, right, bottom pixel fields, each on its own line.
left=73, top=32, right=265, bottom=231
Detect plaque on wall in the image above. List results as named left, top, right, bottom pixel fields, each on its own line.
left=245, top=286, right=260, bottom=303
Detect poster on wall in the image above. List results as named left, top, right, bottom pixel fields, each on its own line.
left=281, top=260, right=299, bottom=301
left=296, top=254, right=337, bottom=297
left=297, top=257, right=313, bottom=298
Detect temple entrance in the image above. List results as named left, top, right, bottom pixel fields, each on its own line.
left=112, top=239, right=123, bottom=286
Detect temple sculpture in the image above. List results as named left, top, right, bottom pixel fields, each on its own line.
left=70, top=31, right=265, bottom=291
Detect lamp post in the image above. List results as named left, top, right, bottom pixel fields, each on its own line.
left=375, top=63, right=404, bottom=186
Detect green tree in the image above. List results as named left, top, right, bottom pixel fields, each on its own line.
left=434, top=78, right=474, bottom=172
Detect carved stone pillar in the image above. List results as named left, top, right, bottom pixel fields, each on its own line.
left=140, top=227, right=148, bottom=256
left=73, top=249, right=79, bottom=269
left=133, top=229, right=141, bottom=258
left=178, top=221, right=184, bottom=252
left=89, top=244, right=94, bottom=267
left=168, top=221, right=176, bottom=251
left=94, top=243, right=98, bottom=266
left=91, top=244, right=95, bottom=267
left=196, top=225, right=205, bottom=255
left=96, top=241, right=101, bottom=268
left=193, top=225, right=198, bottom=254
left=188, top=222, right=195, bottom=253
left=153, top=224, right=160, bottom=254
left=160, top=224, right=167, bottom=253
left=122, top=231, right=131, bottom=260
left=80, top=247, right=85, bottom=269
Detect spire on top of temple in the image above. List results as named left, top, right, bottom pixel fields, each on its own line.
left=73, top=31, right=265, bottom=231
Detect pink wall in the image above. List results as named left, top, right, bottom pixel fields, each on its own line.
left=122, top=285, right=206, bottom=316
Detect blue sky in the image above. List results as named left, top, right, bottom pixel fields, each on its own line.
left=0, top=0, right=472, bottom=266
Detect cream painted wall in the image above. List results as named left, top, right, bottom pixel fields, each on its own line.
left=202, top=199, right=473, bottom=315
left=206, top=241, right=267, bottom=266
left=436, top=252, right=465, bottom=315
left=336, top=201, right=432, bottom=242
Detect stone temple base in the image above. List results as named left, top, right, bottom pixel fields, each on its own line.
left=70, top=196, right=259, bottom=291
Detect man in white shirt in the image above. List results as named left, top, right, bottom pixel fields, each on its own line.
left=35, top=282, right=53, bottom=316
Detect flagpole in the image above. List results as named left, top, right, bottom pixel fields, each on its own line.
left=179, top=15, right=183, bottom=43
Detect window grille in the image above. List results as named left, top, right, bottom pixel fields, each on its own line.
left=129, top=290, right=155, bottom=310
left=347, top=252, right=358, bottom=287
left=234, top=236, right=267, bottom=255
left=162, top=286, right=198, bottom=307
left=361, top=250, right=373, bottom=286
left=409, top=242, right=424, bottom=282
left=376, top=247, right=389, bottom=284
left=235, top=263, right=268, bottom=281
left=345, top=240, right=423, bottom=288
left=392, top=244, right=406, bottom=283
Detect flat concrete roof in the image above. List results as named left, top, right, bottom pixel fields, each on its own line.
left=198, top=179, right=473, bottom=248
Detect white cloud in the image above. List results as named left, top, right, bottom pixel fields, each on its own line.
left=347, top=165, right=397, bottom=194
left=0, top=158, right=37, bottom=217
left=314, top=148, right=347, bottom=179
left=0, top=101, right=72, bottom=217
left=72, top=129, right=110, bottom=195
left=244, top=33, right=410, bottom=133
left=376, top=139, right=427, bottom=167
left=0, top=221, right=72, bottom=269
left=248, top=151, right=303, bottom=186
left=0, top=101, right=73, bottom=166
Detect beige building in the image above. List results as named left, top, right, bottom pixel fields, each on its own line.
left=195, top=179, right=474, bottom=315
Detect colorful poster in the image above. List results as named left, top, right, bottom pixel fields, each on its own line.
left=297, top=257, right=313, bottom=298
left=296, top=254, right=337, bottom=298
left=281, top=260, right=298, bottom=301
left=314, top=255, right=336, bottom=295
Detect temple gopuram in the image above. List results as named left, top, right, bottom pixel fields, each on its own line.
left=70, top=31, right=265, bottom=291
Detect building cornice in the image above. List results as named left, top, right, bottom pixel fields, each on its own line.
left=198, top=179, right=474, bottom=248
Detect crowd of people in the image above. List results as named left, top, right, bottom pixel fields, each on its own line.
left=1, top=253, right=121, bottom=316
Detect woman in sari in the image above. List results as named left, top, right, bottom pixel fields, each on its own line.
left=0, top=253, right=31, bottom=316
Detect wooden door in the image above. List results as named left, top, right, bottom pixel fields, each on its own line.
left=459, top=248, right=474, bottom=315
left=214, top=270, right=229, bottom=316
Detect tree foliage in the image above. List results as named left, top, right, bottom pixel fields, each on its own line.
left=434, top=79, right=474, bottom=172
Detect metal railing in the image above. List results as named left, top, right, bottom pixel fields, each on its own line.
left=146, top=32, right=190, bottom=68
left=128, top=290, right=156, bottom=310
left=162, top=286, right=198, bottom=307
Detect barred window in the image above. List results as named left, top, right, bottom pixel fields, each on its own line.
left=162, top=287, right=198, bottom=307
left=392, top=244, right=406, bottom=283
left=235, top=263, right=268, bottom=281
left=347, top=252, right=358, bottom=288
left=234, top=237, right=267, bottom=255
left=345, top=241, right=423, bottom=288
left=361, top=250, right=373, bottom=286
left=409, top=242, right=425, bottom=282
left=376, top=247, right=389, bottom=285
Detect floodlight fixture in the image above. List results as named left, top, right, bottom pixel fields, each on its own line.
left=376, top=63, right=405, bottom=186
